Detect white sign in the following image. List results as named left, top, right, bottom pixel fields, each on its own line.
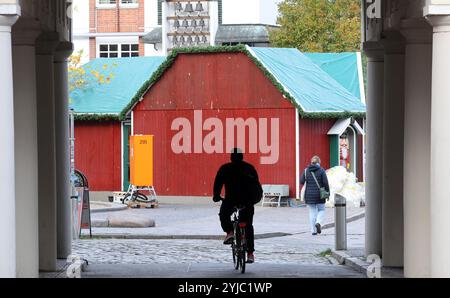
left=367, top=254, right=382, bottom=278
left=367, top=0, right=381, bottom=19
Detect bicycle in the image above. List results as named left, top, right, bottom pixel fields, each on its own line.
left=120, top=184, right=158, bottom=208
left=122, top=191, right=150, bottom=204
left=231, top=206, right=247, bottom=274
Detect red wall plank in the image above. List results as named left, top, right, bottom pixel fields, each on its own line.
left=299, top=118, right=336, bottom=173
left=134, top=51, right=297, bottom=196
left=74, top=121, right=122, bottom=191
left=136, top=52, right=293, bottom=111
left=134, top=109, right=296, bottom=196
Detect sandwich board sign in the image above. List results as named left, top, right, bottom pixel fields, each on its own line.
left=74, top=186, right=92, bottom=238
left=80, top=187, right=92, bottom=238
left=72, top=187, right=83, bottom=240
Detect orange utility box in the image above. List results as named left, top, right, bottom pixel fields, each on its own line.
left=130, top=135, right=154, bottom=186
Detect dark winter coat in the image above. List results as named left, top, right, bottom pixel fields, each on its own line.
left=213, top=160, right=263, bottom=206
left=300, top=164, right=330, bottom=205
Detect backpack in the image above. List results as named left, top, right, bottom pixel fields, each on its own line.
left=240, top=172, right=263, bottom=205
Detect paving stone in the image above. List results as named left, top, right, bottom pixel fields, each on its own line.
left=70, top=207, right=368, bottom=278
left=107, top=213, right=155, bottom=228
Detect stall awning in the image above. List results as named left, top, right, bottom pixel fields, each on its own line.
left=327, top=118, right=365, bottom=136
left=142, top=27, right=162, bottom=44
left=215, top=24, right=278, bottom=44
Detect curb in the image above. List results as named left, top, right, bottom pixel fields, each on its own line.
left=91, top=204, right=127, bottom=214
left=331, top=250, right=405, bottom=278
left=331, top=250, right=370, bottom=276
left=87, top=212, right=366, bottom=237
left=322, top=211, right=365, bottom=230
left=80, top=232, right=291, bottom=240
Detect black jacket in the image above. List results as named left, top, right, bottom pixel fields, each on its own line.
left=213, top=160, right=262, bottom=206
left=300, top=164, right=330, bottom=205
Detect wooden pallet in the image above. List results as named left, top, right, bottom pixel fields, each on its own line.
left=127, top=200, right=159, bottom=209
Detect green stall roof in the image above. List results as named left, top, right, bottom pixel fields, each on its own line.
left=249, top=47, right=366, bottom=114
left=304, top=52, right=364, bottom=101
left=71, top=46, right=366, bottom=120
left=70, top=56, right=166, bottom=115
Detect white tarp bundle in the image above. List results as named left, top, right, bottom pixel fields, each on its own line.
left=325, top=166, right=365, bottom=208
left=300, top=166, right=365, bottom=208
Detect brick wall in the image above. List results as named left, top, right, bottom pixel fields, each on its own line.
left=89, top=0, right=145, bottom=33
left=139, top=37, right=145, bottom=56
left=89, top=0, right=96, bottom=33
left=89, top=37, right=96, bottom=60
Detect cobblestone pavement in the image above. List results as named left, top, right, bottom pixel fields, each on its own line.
left=72, top=203, right=366, bottom=278
left=73, top=217, right=365, bottom=266
left=81, top=263, right=364, bottom=278
left=73, top=238, right=330, bottom=265
left=85, top=203, right=365, bottom=237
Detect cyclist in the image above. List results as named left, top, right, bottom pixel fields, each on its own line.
left=213, top=148, right=262, bottom=264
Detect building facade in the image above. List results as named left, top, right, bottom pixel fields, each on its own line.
left=72, top=0, right=281, bottom=62
left=4, top=0, right=450, bottom=279
left=72, top=0, right=162, bottom=63
left=361, top=0, right=450, bottom=277
left=0, top=0, right=73, bottom=278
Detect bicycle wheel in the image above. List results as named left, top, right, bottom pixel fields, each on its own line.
left=232, top=243, right=237, bottom=269
left=122, top=193, right=131, bottom=204
left=240, top=251, right=246, bottom=274
left=234, top=225, right=241, bottom=271
left=240, top=227, right=247, bottom=274
left=133, top=192, right=150, bottom=203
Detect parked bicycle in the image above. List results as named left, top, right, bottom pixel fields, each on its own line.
left=231, top=206, right=248, bottom=274
left=122, top=191, right=150, bottom=204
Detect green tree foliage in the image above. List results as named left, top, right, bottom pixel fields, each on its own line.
left=270, top=0, right=361, bottom=52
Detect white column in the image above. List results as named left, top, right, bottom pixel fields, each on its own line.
left=36, top=32, right=59, bottom=272
left=426, top=15, right=450, bottom=278
left=0, top=14, right=19, bottom=278
left=401, top=18, right=432, bottom=278
left=12, top=18, right=41, bottom=278
left=381, top=33, right=405, bottom=267
left=363, top=42, right=384, bottom=258
left=54, top=42, right=73, bottom=259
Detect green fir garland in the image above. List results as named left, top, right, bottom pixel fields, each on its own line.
left=76, top=45, right=366, bottom=121
left=74, top=113, right=121, bottom=122
left=119, top=45, right=366, bottom=120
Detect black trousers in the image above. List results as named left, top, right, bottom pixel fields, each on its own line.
left=219, top=199, right=255, bottom=253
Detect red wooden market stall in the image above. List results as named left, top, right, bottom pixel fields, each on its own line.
left=70, top=46, right=366, bottom=198
left=74, top=121, right=122, bottom=191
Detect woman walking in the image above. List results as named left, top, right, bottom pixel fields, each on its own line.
left=300, top=156, right=330, bottom=235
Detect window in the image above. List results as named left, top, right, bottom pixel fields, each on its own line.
left=99, top=44, right=118, bottom=58
left=99, top=43, right=139, bottom=58
left=158, top=0, right=163, bottom=25
left=120, top=44, right=140, bottom=57
left=218, top=0, right=223, bottom=25
left=222, top=42, right=256, bottom=47
left=120, top=0, right=139, bottom=8
left=97, top=0, right=139, bottom=8
left=97, top=0, right=116, bottom=8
